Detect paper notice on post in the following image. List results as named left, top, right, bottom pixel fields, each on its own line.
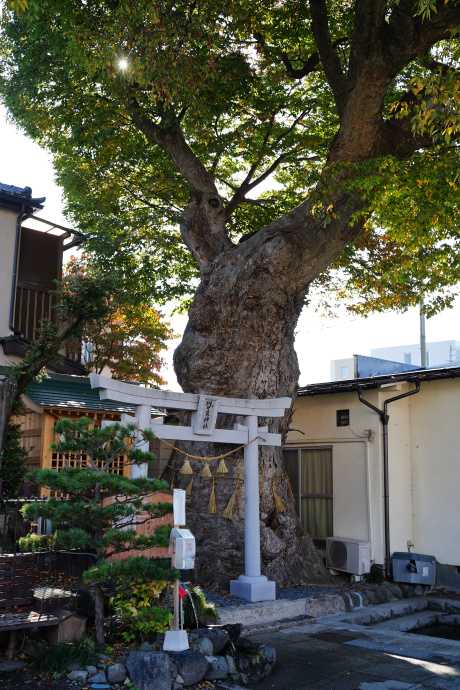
left=173, top=489, right=186, bottom=526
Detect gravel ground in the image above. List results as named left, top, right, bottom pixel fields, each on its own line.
left=201, top=574, right=384, bottom=607
left=0, top=667, right=74, bottom=689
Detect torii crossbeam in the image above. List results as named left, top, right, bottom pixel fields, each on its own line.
left=90, top=374, right=291, bottom=602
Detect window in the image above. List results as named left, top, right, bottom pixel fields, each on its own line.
left=283, top=448, right=333, bottom=544
left=404, top=353, right=412, bottom=364
left=336, top=409, right=349, bottom=426
left=341, top=366, right=348, bottom=378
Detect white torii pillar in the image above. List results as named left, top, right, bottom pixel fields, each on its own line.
left=229, top=413, right=274, bottom=601
left=90, top=374, right=291, bottom=602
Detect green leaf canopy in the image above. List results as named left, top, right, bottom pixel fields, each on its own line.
left=1, top=1, right=460, bottom=314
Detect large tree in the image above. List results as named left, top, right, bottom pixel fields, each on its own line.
left=2, top=0, right=460, bottom=585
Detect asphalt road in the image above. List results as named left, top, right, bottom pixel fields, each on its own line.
left=232, top=623, right=460, bottom=690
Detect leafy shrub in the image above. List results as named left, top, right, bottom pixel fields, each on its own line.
left=110, top=580, right=173, bottom=642
left=32, top=636, right=96, bottom=675
left=183, top=585, right=218, bottom=629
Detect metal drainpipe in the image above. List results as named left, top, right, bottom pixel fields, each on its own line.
left=9, top=205, right=28, bottom=336
left=357, top=380, right=421, bottom=579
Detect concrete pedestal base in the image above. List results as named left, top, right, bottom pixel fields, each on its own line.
left=230, top=575, right=276, bottom=602
left=163, top=629, right=189, bottom=651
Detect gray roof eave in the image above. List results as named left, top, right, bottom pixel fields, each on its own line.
left=298, top=363, right=460, bottom=397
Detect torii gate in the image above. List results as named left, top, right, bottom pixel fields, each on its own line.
left=90, top=374, right=291, bottom=602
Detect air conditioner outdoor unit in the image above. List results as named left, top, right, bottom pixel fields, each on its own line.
left=326, top=537, right=372, bottom=575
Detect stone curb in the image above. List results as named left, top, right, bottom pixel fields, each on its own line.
left=240, top=613, right=317, bottom=636
left=216, top=582, right=424, bottom=635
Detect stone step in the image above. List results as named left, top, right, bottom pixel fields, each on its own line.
left=216, top=594, right=346, bottom=628
left=240, top=614, right=317, bottom=637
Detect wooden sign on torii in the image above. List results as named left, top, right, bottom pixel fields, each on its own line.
left=90, top=374, right=291, bottom=602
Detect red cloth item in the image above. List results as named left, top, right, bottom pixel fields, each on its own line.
left=178, top=586, right=187, bottom=599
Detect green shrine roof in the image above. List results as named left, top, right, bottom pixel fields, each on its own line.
left=24, top=373, right=161, bottom=415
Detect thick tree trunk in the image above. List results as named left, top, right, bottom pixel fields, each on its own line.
left=93, top=583, right=105, bottom=649
left=0, top=377, right=17, bottom=466
left=171, top=238, right=331, bottom=588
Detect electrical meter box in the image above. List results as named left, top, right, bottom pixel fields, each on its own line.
left=170, top=528, right=196, bottom=570
left=392, top=552, right=436, bottom=585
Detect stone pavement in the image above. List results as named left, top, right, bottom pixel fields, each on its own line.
left=215, top=599, right=460, bottom=690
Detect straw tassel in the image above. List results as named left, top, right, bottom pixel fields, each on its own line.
left=180, top=459, right=193, bottom=475
left=272, top=479, right=285, bottom=513
left=222, top=480, right=239, bottom=520
left=216, top=458, right=228, bottom=474
left=200, top=463, right=212, bottom=478
left=186, top=474, right=194, bottom=496
left=208, top=478, right=217, bottom=514
left=284, top=469, right=295, bottom=503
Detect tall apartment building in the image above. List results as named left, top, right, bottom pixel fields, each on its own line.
left=370, top=340, right=460, bottom=368
left=330, top=340, right=460, bottom=381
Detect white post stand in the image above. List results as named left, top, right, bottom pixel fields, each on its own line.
left=163, top=489, right=190, bottom=652
left=229, top=415, right=276, bottom=602
left=91, top=375, right=290, bottom=603
left=131, top=404, right=151, bottom=479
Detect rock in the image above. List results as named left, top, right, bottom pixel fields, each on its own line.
left=89, top=670, right=108, bottom=683
left=385, top=582, right=403, bottom=599
left=87, top=665, right=98, bottom=675
left=204, top=655, right=228, bottom=680
left=173, top=684, right=182, bottom=690
left=225, top=655, right=237, bottom=674
left=233, top=643, right=275, bottom=680
left=67, top=670, right=89, bottom=682
left=339, top=593, right=352, bottom=612
left=415, top=584, right=424, bottom=596
left=175, top=675, right=184, bottom=684
left=167, top=650, right=207, bottom=686
left=374, top=587, right=390, bottom=604
left=139, top=642, right=153, bottom=652
left=264, top=646, right=276, bottom=664
left=231, top=671, right=249, bottom=684
left=126, top=651, right=171, bottom=690
left=98, top=653, right=110, bottom=660
left=108, top=663, right=127, bottom=683
left=189, top=628, right=230, bottom=654
left=169, top=659, right=178, bottom=678
left=191, top=637, right=213, bottom=655
left=364, top=590, right=378, bottom=606
left=349, top=591, right=365, bottom=608
left=220, top=623, right=243, bottom=641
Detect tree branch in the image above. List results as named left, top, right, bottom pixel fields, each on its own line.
left=223, top=110, right=307, bottom=219
left=280, top=38, right=349, bottom=80
left=126, top=95, right=218, bottom=196
left=308, top=0, right=348, bottom=116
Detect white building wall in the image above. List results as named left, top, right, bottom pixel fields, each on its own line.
left=379, top=388, right=414, bottom=555
left=329, top=357, right=354, bottom=381
left=0, top=207, right=17, bottom=343
left=409, top=378, right=460, bottom=565
left=289, top=377, right=460, bottom=570
left=287, top=391, right=384, bottom=563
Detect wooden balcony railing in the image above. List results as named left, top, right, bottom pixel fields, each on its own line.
left=14, top=283, right=57, bottom=341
